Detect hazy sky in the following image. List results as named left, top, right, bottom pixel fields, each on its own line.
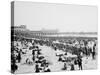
left=14, top=1, right=98, bottom=32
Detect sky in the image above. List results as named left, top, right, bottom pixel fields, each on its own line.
left=14, top=1, right=98, bottom=32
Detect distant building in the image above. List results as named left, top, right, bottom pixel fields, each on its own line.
left=11, top=25, right=28, bottom=31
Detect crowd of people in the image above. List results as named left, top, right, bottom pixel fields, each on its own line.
left=11, top=35, right=97, bottom=73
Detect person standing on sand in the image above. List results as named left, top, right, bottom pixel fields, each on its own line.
left=70, top=64, right=75, bottom=71
left=77, top=56, right=82, bottom=70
